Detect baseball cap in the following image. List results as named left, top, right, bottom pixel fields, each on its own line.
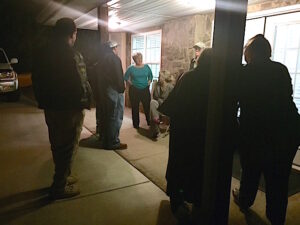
left=193, top=41, right=206, bottom=49
left=106, top=41, right=118, bottom=48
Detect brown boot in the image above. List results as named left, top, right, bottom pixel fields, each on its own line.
left=116, top=143, right=127, bottom=150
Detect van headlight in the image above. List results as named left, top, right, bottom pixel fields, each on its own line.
left=0, top=71, right=16, bottom=81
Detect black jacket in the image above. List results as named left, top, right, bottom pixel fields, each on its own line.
left=99, top=49, right=125, bottom=93
left=32, top=41, right=92, bottom=110
left=238, top=60, right=300, bottom=149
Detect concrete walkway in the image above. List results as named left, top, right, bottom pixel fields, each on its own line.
left=0, top=93, right=299, bottom=225
left=0, top=96, right=175, bottom=225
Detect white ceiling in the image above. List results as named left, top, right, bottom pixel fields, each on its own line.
left=32, top=0, right=276, bottom=32
left=76, top=0, right=216, bottom=32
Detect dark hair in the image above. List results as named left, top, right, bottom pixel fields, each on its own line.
left=53, top=18, right=76, bottom=38
left=244, top=34, right=271, bottom=61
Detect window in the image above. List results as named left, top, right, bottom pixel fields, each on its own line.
left=244, top=11, right=300, bottom=111
left=131, top=30, right=162, bottom=81
left=244, top=17, right=265, bottom=45
left=265, top=12, right=300, bottom=111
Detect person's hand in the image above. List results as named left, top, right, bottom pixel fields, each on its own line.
left=148, top=80, right=152, bottom=86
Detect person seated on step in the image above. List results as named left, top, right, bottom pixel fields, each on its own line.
left=150, top=70, right=174, bottom=139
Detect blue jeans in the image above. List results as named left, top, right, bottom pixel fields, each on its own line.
left=103, top=86, right=124, bottom=149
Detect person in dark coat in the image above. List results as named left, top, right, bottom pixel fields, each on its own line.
left=32, top=18, right=92, bottom=200
left=232, top=34, right=300, bottom=225
left=159, top=48, right=213, bottom=223
left=94, top=41, right=127, bottom=150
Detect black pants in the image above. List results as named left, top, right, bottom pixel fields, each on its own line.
left=44, top=109, right=84, bottom=190
left=238, top=144, right=297, bottom=225
left=129, top=85, right=151, bottom=128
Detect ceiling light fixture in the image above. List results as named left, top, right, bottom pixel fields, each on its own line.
left=108, top=16, right=126, bottom=30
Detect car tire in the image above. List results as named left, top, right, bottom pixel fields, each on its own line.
left=6, top=89, right=21, bottom=102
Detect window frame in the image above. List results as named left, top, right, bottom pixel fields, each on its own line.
left=244, top=10, right=300, bottom=112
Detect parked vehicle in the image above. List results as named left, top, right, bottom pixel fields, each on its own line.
left=0, top=48, right=20, bottom=101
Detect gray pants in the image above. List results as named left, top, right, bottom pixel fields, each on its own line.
left=44, top=109, right=84, bottom=190
left=150, top=99, right=160, bottom=134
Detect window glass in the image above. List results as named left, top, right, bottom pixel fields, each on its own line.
left=298, top=53, right=300, bottom=73
left=273, top=48, right=285, bottom=63
left=286, top=24, right=300, bottom=49
left=294, top=73, right=300, bottom=98
left=285, top=49, right=298, bottom=73
left=244, top=18, right=265, bottom=45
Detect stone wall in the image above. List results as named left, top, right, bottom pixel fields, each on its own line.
left=248, top=0, right=300, bottom=12
left=161, top=13, right=214, bottom=78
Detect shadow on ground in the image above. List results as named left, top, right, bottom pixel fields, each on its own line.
left=79, top=135, right=103, bottom=149
left=0, top=187, right=51, bottom=224
left=244, top=210, right=269, bottom=225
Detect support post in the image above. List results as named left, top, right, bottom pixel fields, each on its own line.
left=97, top=5, right=109, bottom=43
left=199, top=0, right=248, bottom=224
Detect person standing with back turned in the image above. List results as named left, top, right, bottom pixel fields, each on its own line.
left=233, top=34, right=300, bottom=225
left=98, top=41, right=127, bottom=150
left=32, top=18, right=92, bottom=200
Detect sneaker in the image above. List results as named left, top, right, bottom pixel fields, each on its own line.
left=232, top=188, right=249, bottom=213
left=67, top=175, right=78, bottom=185
left=49, top=184, right=80, bottom=200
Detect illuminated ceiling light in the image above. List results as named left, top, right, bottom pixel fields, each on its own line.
left=108, top=16, right=123, bottom=30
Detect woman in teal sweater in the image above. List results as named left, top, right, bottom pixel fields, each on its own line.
left=124, top=52, right=153, bottom=128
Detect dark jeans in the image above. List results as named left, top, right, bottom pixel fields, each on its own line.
left=102, top=86, right=124, bottom=149
left=238, top=145, right=297, bottom=225
left=44, top=109, right=84, bottom=190
left=96, top=103, right=104, bottom=140
left=129, top=85, right=151, bottom=128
